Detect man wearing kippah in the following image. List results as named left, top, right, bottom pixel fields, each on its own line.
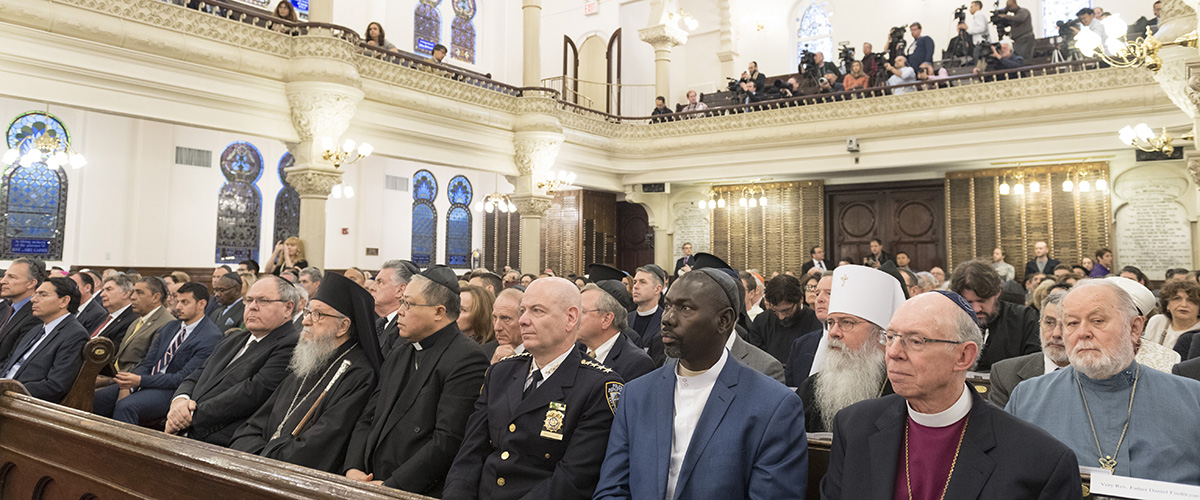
left=595, top=269, right=808, bottom=499
left=822, top=291, right=1081, bottom=499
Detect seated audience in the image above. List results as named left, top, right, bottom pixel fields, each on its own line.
left=1080, top=256, right=1095, bottom=274
left=344, top=267, right=368, bottom=288
left=948, top=260, right=1039, bottom=371
left=457, top=283, right=495, bottom=345
left=786, top=272, right=831, bottom=387
left=482, top=288, right=524, bottom=363
left=364, top=22, right=396, bottom=51
left=990, top=289, right=1069, bottom=407
left=650, top=96, right=671, bottom=123
left=208, top=273, right=246, bottom=333
left=748, top=274, right=823, bottom=364
left=467, top=269, right=502, bottom=295
left=842, top=61, right=870, bottom=91
left=429, top=44, right=449, bottom=65
left=113, top=277, right=176, bottom=373
left=578, top=284, right=654, bottom=382
left=70, top=271, right=107, bottom=333
left=884, top=56, right=917, bottom=94
left=680, top=90, right=707, bottom=114
left=0, top=258, right=46, bottom=363
left=2, top=277, right=89, bottom=403
left=1007, top=279, right=1200, bottom=483
left=1119, top=266, right=1150, bottom=289
left=1104, top=276, right=1181, bottom=373
left=594, top=269, right=808, bottom=500
left=822, top=291, right=1081, bottom=499
left=741, top=80, right=766, bottom=105
left=95, top=283, right=220, bottom=425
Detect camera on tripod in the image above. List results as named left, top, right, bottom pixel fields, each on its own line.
left=989, top=0, right=1011, bottom=39
left=954, top=5, right=968, bottom=23
left=837, top=42, right=855, bottom=72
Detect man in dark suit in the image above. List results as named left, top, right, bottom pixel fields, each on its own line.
left=0, top=258, right=48, bottom=363
left=799, top=246, right=832, bottom=276
left=91, top=273, right=139, bottom=359
left=864, top=238, right=893, bottom=269
left=950, top=260, right=1040, bottom=371
left=370, top=260, right=418, bottom=359
left=444, top=278, right=623, bottom=500
left=785, top=273, right=832, bottom=387
left=207, top=272, right=244, bottom=333
left=594, top=269, right=808, bottom=500
left=821, top=292, right=1081, bottom=500
left=1173, top=357, right=1200, bottom=381
left=165, top=276, right=299, bottom=446
left=204, top=266, right=231, bottom=317
left=578, top=284, right=654, bottom=382
left=628, top=265, right=666, bottom=350
left=673, top=242, right=694, bottom=276
left=2, top=277, right=89, bottom=403
left=94, top=283, right=221, bottom=425
left=989, top=289, right=1069, bottom=407
left=1023, top=240, right=1060, bottom=280
left=343, top=267, right=487, bottom=494
left=483, top=288, right=525, bottom=363
left=747, top=274, right=822, bottom=364
left=69, top=271, right=107, bottom=332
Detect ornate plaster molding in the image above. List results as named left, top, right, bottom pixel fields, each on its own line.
left=510, top=196, right=553, bottom=216
left=638, top=24, right=688, bottom=51
left=285, top=86, right=363, bottom=142
left=513, top=134, right=564, bottom=176
left=1188, top=154, right=1200, bottom=186
left=286, top=169, right=342, bottom=197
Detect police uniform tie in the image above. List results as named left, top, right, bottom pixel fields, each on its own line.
left=523, top=370, right=542, bottom=399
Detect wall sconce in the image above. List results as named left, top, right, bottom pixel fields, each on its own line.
left=1119, top=124, right=1192, bottom=156
left=320, top=136, right=373, bottom=169
left=536, top=169, right=577, bottom=194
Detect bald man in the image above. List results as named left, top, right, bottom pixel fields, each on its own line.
left=445, top=278, right=624, bottom=500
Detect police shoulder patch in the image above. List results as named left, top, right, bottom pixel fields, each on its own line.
left=580, top=359, right=613, bottom=373
left=605, top=381, right=624, bottom=414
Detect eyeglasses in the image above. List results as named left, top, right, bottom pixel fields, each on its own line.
left=826, top=317, right=866, bottom=331
left=398, top=299, right=436, bottom=310
left=804, top=285, right=819, bottom=292
left=302, top=308, right=347, bottom=322
left=879, top=331, right=965, bottom=351
left=1041, top=317, right=1061, bottom=331
left=244, top=296, right=289, bottom=306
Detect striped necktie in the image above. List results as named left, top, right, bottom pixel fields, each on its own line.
left=152, top=325, right=188, bottom=375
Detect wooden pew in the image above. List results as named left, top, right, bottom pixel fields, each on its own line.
left=0, top=381, right=434, bottom=499
left=59, top=337, right=115, bottom=412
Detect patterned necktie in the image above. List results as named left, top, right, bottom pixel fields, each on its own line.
left=152, top=325, right=188, bottom=375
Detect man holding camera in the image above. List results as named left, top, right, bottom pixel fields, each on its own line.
left=997, top=0, right=1034, bottom=58
left=973, top=39, right=1024, bottom=76
left=883, top=56, right=917, bottom=95
left=957, top=1, right=992, bottom=61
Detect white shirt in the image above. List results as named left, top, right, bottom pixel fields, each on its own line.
left=77, top=295, right=96, bottom=313
left=812, top=259, right=827, bottom=272
left=5, top=313, right=70, bottom=378
left=966, top=10, right=990, bottom=43
left=590, top=332, right=622, bottom=364
left=747, top=304, right=763, bottom=321
left=907, top=383, right=971, bottom=427
left=107, top=303, right=132, bottom=322
left=636, top=305, right=659, bottom=317
left=667, top=348, right=729, bottom=500
left=810, top=326, right=831, bottom=376
left=1043, top=354, right=1065, bottom=375
left=526, top=347, right=572, bottom=391
left=888, top=67, right=917, bottom=94
left=138, top=306, right=163, bottom=326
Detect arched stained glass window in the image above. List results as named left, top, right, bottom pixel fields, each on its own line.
left=797, top=3, right=833, bottom=66
left=415, top=0, right=442, bottom=56
left=2, top=112, right=69, bottom=260
left=451, top=0, right=476, bottom=64
left=412, top=169, right=438, bottom=267
left=445, top=175, right=472, bottom=268
left=273, top=152, right=300, bottom=244
left=215, top=141, right=263, bottom=264
left=1043, top=0, right=1092, bottom=36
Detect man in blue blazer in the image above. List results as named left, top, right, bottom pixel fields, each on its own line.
left=2, top=277, right=89, bottom=404
left=94, top=282, right=221, bottom=425
left=595, top=269, right=808, bottom=500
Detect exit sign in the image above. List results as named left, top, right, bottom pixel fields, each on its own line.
left=583, top=1, right=598, bottom=15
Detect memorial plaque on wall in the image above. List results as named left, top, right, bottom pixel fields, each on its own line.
left=540, top=189, right=618, bottom=275
left=709, top=181, right=824, bottom=273
left=1114, top=169, right=1193, bottom=278
left=945, top=162, right=1111, bottom=280
left=673, top=203, right=711, bottom=262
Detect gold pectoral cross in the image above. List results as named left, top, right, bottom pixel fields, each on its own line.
left=1099, top=455, right=1117, bottom=472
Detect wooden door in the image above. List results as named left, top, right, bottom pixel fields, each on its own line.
left=826, top=181, right=945, bottom=272
left=616, top=201, right=653, bottom=274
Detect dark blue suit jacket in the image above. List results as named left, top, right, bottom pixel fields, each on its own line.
left=75, top=298, right=108, bottom=333
left=594, top=356, right=809, bottom=500
left=627, top=309, right=663, bottom=350
left=1023, top=258, right=1060, bottom=278
left=131, top=317, right=221, bottom=391
left=909, top=36, right=935, bottom=68
left=4, top=314, right=89, bottom=403
left=784, top=328, right=822, bottom=388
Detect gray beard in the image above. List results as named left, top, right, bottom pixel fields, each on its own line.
left=1070, top=337, right=1135, bottom=380
left=814, top=341, right=887, bottom=431
left=288, top=330, right=340, bottom=379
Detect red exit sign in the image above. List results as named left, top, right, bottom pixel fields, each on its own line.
left=583, top=1, right=598, bottom=15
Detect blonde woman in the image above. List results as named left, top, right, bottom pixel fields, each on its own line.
left=843, top=60, right=870, bottom=91
left=264, top=236, right=307, bottom=276
left=458, top=283, right=496, bottom=344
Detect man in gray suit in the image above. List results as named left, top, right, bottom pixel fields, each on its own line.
left=112, top=276, right=176, bottom=372
left=990, top=290, right=1069, bottom=407
left=729, top=331, right=784, bottom=383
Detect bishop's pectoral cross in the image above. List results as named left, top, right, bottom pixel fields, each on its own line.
left=1099, top=456, right=1117, bottom=472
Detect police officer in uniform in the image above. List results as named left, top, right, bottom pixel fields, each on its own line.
left=444, top=277, right=624, bottom=500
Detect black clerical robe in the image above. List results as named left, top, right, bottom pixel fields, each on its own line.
left=229, top=340, right=377, bottom=473
left=746, top=307, right=822, bottom=364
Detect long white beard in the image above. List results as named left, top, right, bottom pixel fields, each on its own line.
left=814, top=339, right=887, bottom=431
left=289, top=329, right=339, bottom=379
left=1070, top=335, right=1135, bottom=380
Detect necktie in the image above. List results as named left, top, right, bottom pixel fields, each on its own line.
left=92, top=315, right=113, bottom=338
left=131, top=318, right=145, bottom=337
left=5, top=325, right=46, bottom=377
left=523, top=370, right=543, bottom=399
left=152, top=325, right=188, bottom=375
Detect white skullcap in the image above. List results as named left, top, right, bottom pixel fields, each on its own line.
left=828, top=265, right=907, bottom=329
left=1105, top=276, right=1156, bottom=316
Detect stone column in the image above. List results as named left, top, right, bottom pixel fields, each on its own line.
left=522, top=0, right=542, bottom=87
left=307, top=0, right=333, bottom=23
left=716, top=0, right=738, bottom=79
left=511, top=196, right=553, bottom=273
left=638, top=25, right=688, bottom=102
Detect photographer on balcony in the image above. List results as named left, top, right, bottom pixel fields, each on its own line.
left=738, top=62, right=767, bottom=93
left=812, top=52, right=842, bottom=80
left=883, top=56, right=918, bottom=95
left=973, top=39, right=1025, bottom=77
left=996, top=0, right=1034, bottom=58
left=957, top=1, right=992, bottom=61
left=907, top=23, right=936, bottom=70
left=816, top=73, right=844, bottom=95
left=1072, top=8, right=1111, bottom=55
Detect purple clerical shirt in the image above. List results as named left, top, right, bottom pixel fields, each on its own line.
left=893, top=415, right=969, bottom=500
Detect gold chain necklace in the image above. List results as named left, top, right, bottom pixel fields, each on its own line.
left=270, top=349, right=351, bottom=440
left=905, top=416, right=969, bottom=500
left=1075, top=364, right=1139, bottom=472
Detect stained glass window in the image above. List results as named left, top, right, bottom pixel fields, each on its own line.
left=414, top=0, right=442, bottom=56
left=797, top=3, right=833, bottom=66
left=273, top=152, right=300, bottom=245
left=412, top=169, right=438, bottom=267
left=215, top=141, right=263, bottom=264
left=2, top=112, right=69, bottom=260
left=446, top=175, right=472, bottom=268
left=451, top=0, right=476, bottom=64
left=1043, top=0, right=1092, bottom=36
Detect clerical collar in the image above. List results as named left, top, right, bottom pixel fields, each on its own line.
left=412, top=322, right=453, bottom=351
left=1076, top=361, right=1138, bottom=388
left=907, top=383, right=971, bottom=427
left=637, top=305, right=659, bottom=317
left=675, top=348, right=727, bottom=386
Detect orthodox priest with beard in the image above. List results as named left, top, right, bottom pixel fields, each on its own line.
left=797, top=265, right=906, bottom=433
left=230, top=272, right=381, bottom=473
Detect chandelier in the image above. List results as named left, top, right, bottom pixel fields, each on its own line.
left=1074, top=15, right=1198, bottom=72
left=478, top=173, right=518, bottom=213
left=998, top=169, right=1040, bottom=196
left=2, top=128, right=86, bottom=169
left=1119, top=124, right=1192, bottom=156
left=536, top=169, right=577, bottom=194
left=1062, top=165, right=1109, bottom=193
left=320, top=136, right=373, bottom=169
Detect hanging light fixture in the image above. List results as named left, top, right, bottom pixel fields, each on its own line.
left=2, top=112, right=87, bottom=170
left=479, top=173, right=518, bottom=214
left=536, top=169, right=577, bottom=194
left=1013, top=182, right=1025, bottom=195
left=320, top=136, right=372, bottom=169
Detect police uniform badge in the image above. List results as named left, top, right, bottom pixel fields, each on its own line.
left=605, top=381, right=623, bottom=414
left=541, top=402, right=566, bottom=441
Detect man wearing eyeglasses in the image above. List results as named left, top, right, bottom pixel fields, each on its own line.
left=232, top=272, right=381, bottom=473
left=989, top=289, right=1070, bottom=408
left=821, top=291, right=1082, bottom=499
left=342, top=266, right=486, bottom=494
left=746, top=274, right=822, bottom=364
left=207, top=272, right=245, bottom=333
left=166, top=276, right=300, bottom=446
left=796, top=265, right=906, bottom=433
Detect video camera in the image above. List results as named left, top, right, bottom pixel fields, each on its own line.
left=954, top=5, right=968, bottom=23
left=989, top=0, right=1011, bottom=39
left=887, top=26, right=908, bottom=64
left=837, top=42, right=855, bottom=73
left=1056, top=18, right=1081, bottom=41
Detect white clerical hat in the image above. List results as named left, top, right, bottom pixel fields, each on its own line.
left=1105, top=276, right=1155, bottom=317
left=828, top=264, right=907, bottom=329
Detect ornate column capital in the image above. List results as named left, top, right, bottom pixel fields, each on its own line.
left=286, top=168, right=343, bottom=198
left=638, top=24, right=688, bottom=52
left=510, top=195, right=553, bottom=216
left=1187, top=152, right=1200, bottom=186
left=513, top=132, right=564, bottom=176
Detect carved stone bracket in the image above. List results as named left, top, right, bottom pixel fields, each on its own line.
left=510, top=196, right=553, bottom=216
left=285, top=82, right=364, bottom=167
left=513, top=133, right=564, bottom=176
left=286, top=169, right=343, bottom=198
left=1187, top=152, right=1200, bottom=186
left=637, top=24, right=688, bottom=51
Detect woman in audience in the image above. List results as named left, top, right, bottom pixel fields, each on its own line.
left=799, top=272, right=820, bottom=309
left=264, top=236, right=307, bottom=276
left=364, top=22, right=396, bottom=51
left=519, top=273, right=536, bottom=287
left=270, top=0, right=297, bottom=33
left=458, top=284, right=495, bottom=344
left=843, top=61, right=870, bottom=91
left=1144, top=280, right=1200, bottom=348
left=1080, top=256, right=1094, bottom=273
